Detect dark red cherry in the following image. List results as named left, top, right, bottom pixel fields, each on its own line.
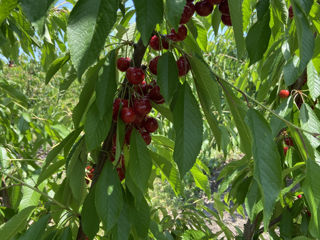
left=117, top=167, right=125, bottom=181
left=144, top=117, right=158, bottom=133
left=121, top=107, right=136, bottom=124
left=180, top=3, right=195, bottom=24
left=140, top=131, right=152, bottom=145
left=221, top=15, right=232, bottom=26
left=289, top=6, right=294, bottom=19
left=113, top=98, right=128, bottom=121
left=134, top=98, right=152, bottom=116
left=195, top=0, right=213, bottom=17
left=177, top=56, right=191, bottom=76
left=126, top=67, right=145, bottom=84
left=168, top=25, right=188, bottom=41
left=149, top=56, right=160, bottom=75
left=219, top=0, right=230, bottom=15
left=117, top=57, right=131, bottom=72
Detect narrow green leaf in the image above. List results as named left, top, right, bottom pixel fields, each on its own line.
left=151, top=103, right=173, bottom=122
left=270, top=97, right=293, bottom=137
left=190, top=163, right=210, bottom=197
left=133, top=0, right=163, bottom=45
left=307, top=60, right=320, bottom=100
left=245, top=109, right=282, bottom=230
left=73, top=58, right=105, bottom=127
left=229, top=0, right=245, bottom=57
left=165, top=0, right=185, bottom=31
left=283, top=56, right=300, bottom=86
left=0, top=79, right=28, bottom=107
left=292, top=0, right=314, bottom=71
left=299, top=104, right=320, bottom=148
left=95, top=50, right=117, bottom=119
left=67, top=0, right=119, bottom=77
left=0, top=0, right=18, bottom=25
left=170, top=82, right=203, bottom=177
left=19, top=180, right=44, bottom=211
left=246, top=10, right=271, bottom=64
left=127, top=129, right=152, bottom=193
left=66, top=139, right=87, bottom=202
left=149, top=150, right=182, bottom=195
left=81, top=186, right=100, bottom=239
left=130, top=197, right=150, bottom=238
left=221, top=83, right=252, bottom=157
left=157, top=52, right=180, bottom=103
left=95, top=161, right=123, bottom=232
left=211, top=6, right=221, bottom=36
left=45, top=53, right=70, bottom=84
left=18, top=214, right=50, bottom=240
left=0, top=206, right=35, bottom=240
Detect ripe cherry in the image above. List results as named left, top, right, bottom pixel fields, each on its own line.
left=140, top=131, right=152, bottom=145
left=117, top=167, right=125, bottom=181
left=208, top=0, right=222, bottom=4
left=289, top=6, right=293, bottom=19
left=121, top=107, right=136, bottom=124
left=180, top=2, right=195, bottom=24
left=284, top=137, right=294, bottom=146
left=149, top=35, right=169, bottom=50
left=279, top=89, right=290, bottom=98
left=134, top=98, right=152, bottom=116
left=117, top=57, right=131, bottom=72
left=149, top=56, right=160, bottom=75
left=177, top=56, right=191, bottom=76
left=113, top=98, right=128, bottom=121
left=195, top=0, right=213, bottom=17
left=219, top=0, right=230, bottom=15
left=144, top=117, right=158, bottom=133
left=126, top=67, right=145, bottom=84
left=283, top=146, right=288, bottom=156
left=148, top=85, right=165, bottom=104
left=297, top=194, right=302, bottom=199
left=221, top=15, right=232, bottom=26
left=168, top=25, right=188, bottom=42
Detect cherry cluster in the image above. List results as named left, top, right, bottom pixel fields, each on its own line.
left=283, top=134, right=294, bottom=156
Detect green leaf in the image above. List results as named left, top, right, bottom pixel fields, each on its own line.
left=0, top=79, right=29, bottom=107
left=292, top=0, right=314, bottom=71
left=73, top=58, right=105, bottom=127
left=130, top=197, right=150, bottom=238
left=245, top=10, right=271, bottom=64
left=81, top=186, right=100, bottom=239
left=66, top=139, right=87, bottom=202
left=37, top=160, right=66, bottom=186
left=151, top=103, right=173, bottom=122
left=38, top=128, right=82, bottom=185
left=18, top=214, right=50, bottom=240
left=211, top=6, right=221, bottom=36
left=0, top=206, right=35, bottom=240
left=283, top=56, right=300, bottom=86
left=229, top=0, right=245, bottom=57
left=245, top=109, right=282, bottom=230
left=190, top=163, right=210, bottom=197
left=84, top=102, right=112, bottom=151
left=299, top=104, right=320, bottom=149
left=270, top=97, right=293, bottom=137
left=189, top=55, right=222, bottom=147
left=307, top=60, right=320, bottom=100
left=19, top=179, right=44, bottom=211
left=95, top=50, right=117, bottom=119
left=133, top=0, right=163, bottom=45
left=0, top=0, right=18, bottom=25
left=45, top=53, right=70, bottom=84
left=95, top=160, right=123, bottom=232
left=170, top=82, right=203, bottom=177
left=114, top=201, right=131, bottom=240
left=127, top=129, right=152, bottom=193
left=67, top=0, right=119, bottom=78
left=149, top=150, right=182, bottom=195
left=165, top=0, right=185, bottom=31
left=221, top=83, right=252, bottom=157
left=20, top=0, right=54, bottom=24
left=157, top=52, right=180, bottom=103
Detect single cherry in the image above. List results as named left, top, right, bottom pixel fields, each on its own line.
left=289, top=6, right=293, bottom=19
left=117, top=57, right=131, bottom=72
left=134, top=98, right=152, bottom=116
left=219, top=0, right=230, bottom=15
left=297, top=194, right=302, bottom=199
left=117, top=167, right=125, bottom=181
left=180, top=2, right=195, bottom=24
left=169, top=25, right=188, bottom=42
left=177, top=56, right=191, bottom=76
left=113, top=98, right=129, bottom=121
left=284, top=137, right=294, bottom=146
left=121, top=107, right=136, bottom=124
left=195, top=0, right=213, bottom=17
left=208, top=0, right=222, bottom=4
left=149, top=56, right=160, bottom=75
left=126, top=67, right=145, bottom=84
left=279, top=89, right=290, bottom=98
left=140, top=131, right=152, bottom=145
left=144, top=117, right=158, bottom=133
left=221, top=15, right=232, bottom=26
